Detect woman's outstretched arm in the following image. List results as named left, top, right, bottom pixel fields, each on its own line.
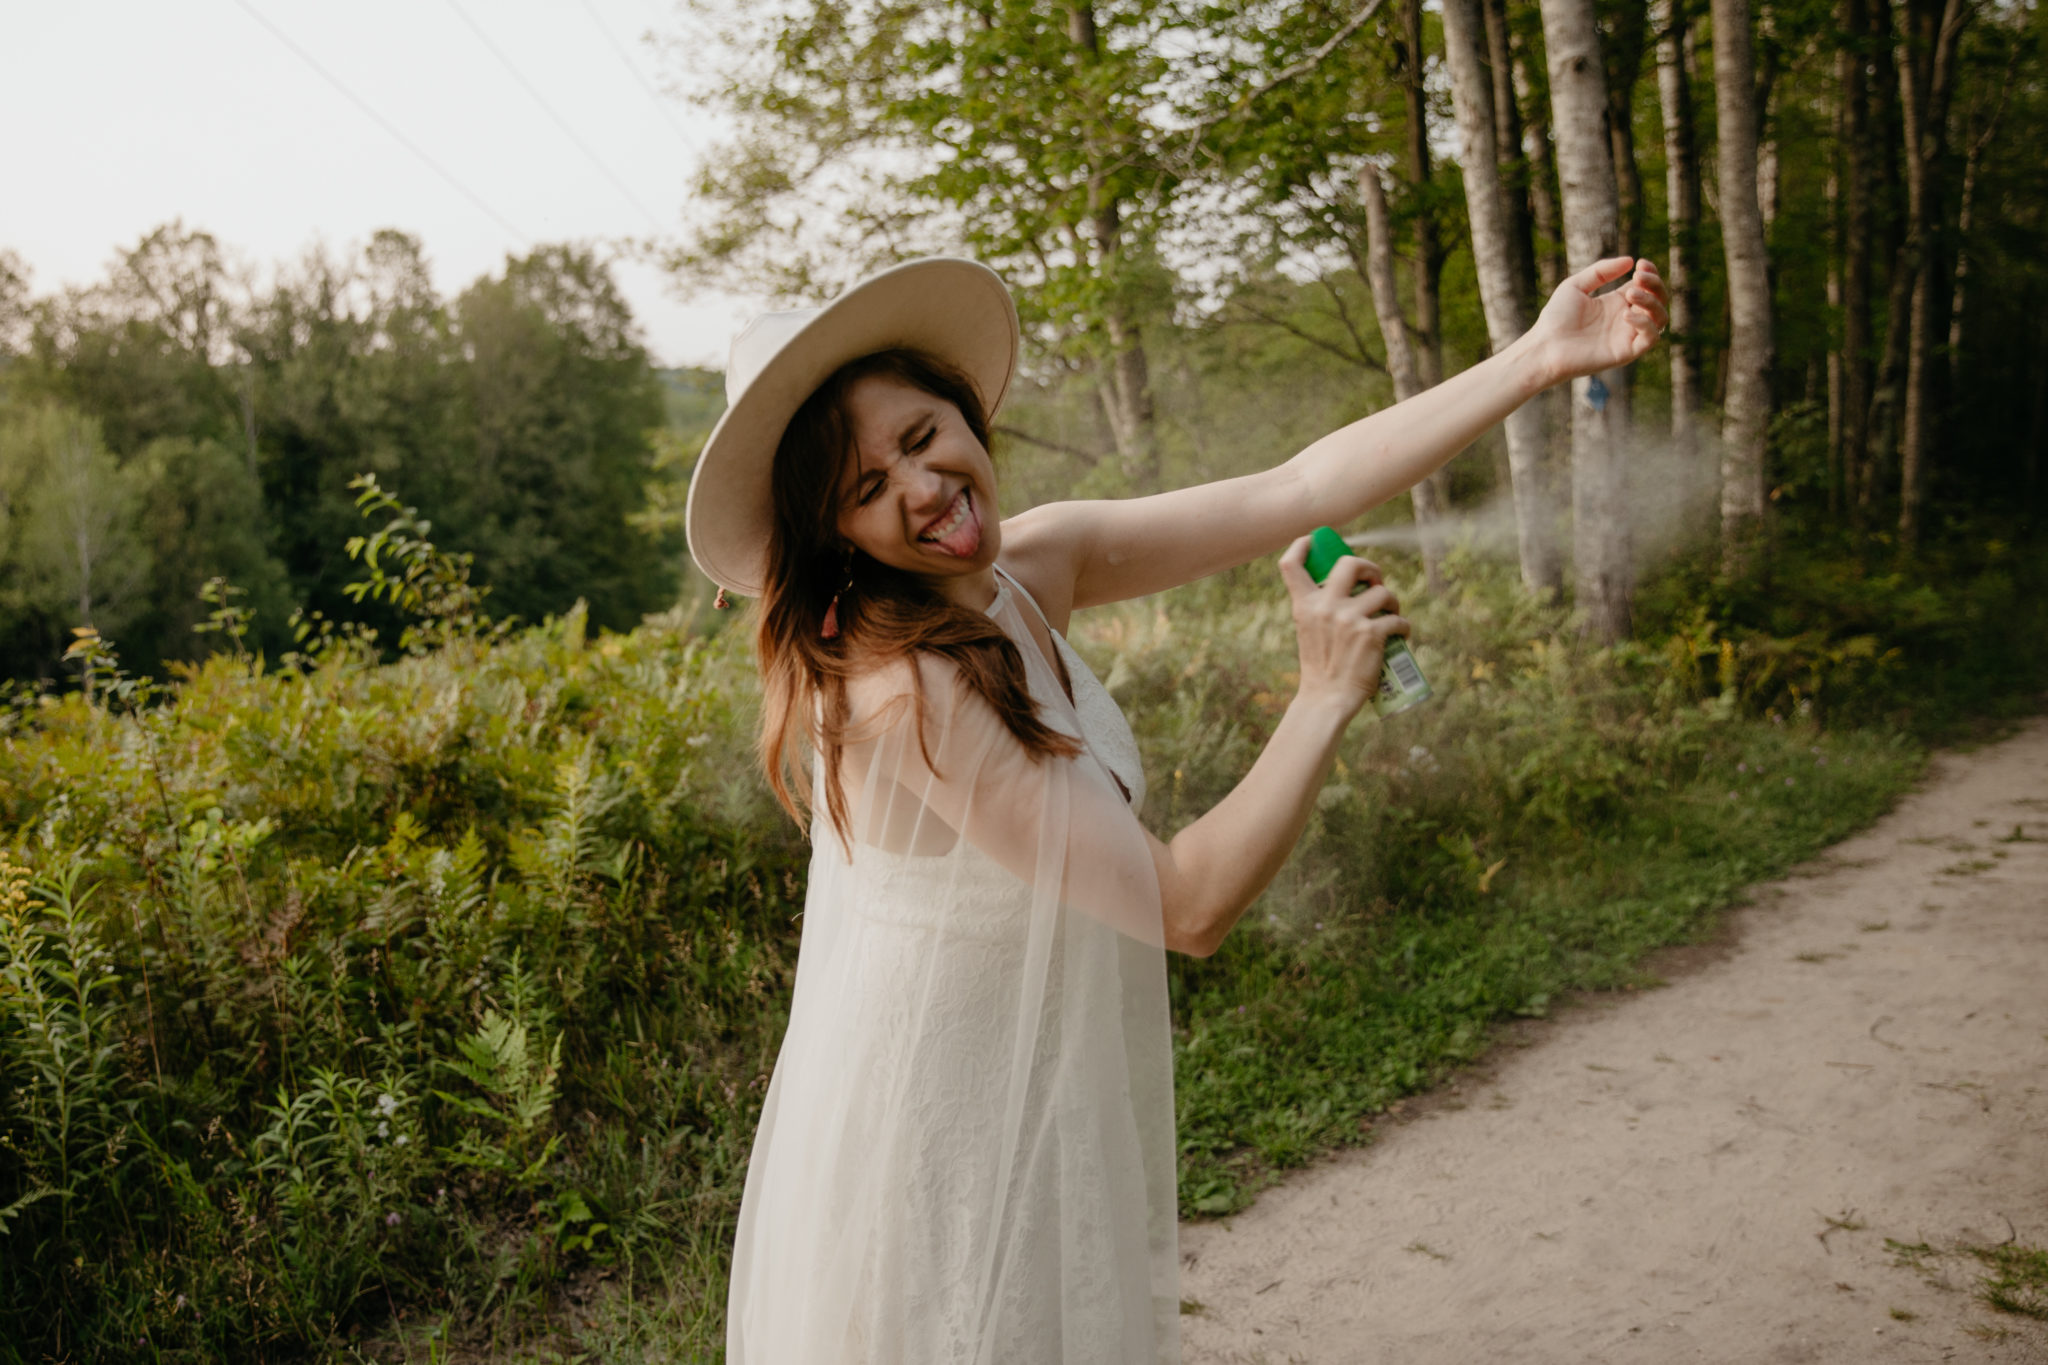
left=1001, top=257, right=1668, bottom=624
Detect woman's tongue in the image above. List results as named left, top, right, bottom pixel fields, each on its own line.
left=920, top=490, right=980, bottom=558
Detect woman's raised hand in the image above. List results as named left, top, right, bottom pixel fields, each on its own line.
left=1277, top=535, right=1411, bottom=717
left=1530, top=256, right=1670, bottom=385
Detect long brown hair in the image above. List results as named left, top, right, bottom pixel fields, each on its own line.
left=755, top=348, right=1080, bottom=849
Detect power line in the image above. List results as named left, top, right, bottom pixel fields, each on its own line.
left=575, top=0, right=700, bottom=157
left=225, top=0, right=530, bottom=245
left=441, top=0, right=669, bottom=235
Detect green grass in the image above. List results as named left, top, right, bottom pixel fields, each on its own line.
left=1975, top=1244, right=2048, bottom=1320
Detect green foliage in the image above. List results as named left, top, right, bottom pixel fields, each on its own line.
left=1, top=231, right=678, bottom=684
left=3, top=514, right=2042, bottom=1356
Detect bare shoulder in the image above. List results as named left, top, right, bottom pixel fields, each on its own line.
left=841, top=650, right=981, bottom=734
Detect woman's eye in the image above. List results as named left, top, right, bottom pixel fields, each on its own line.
left=911, top=427, right=935, bottom=453
left=857, top=481, right=882, bottom=506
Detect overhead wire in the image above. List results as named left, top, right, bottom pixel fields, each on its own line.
left=225, top=0, right=531, bottom=244
left=440, top=0, right=670, bottom=235
left=574, top=0, right=701, bottom=157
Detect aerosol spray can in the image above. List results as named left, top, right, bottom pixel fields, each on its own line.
left=1304, top=525, right=1433, bottom=718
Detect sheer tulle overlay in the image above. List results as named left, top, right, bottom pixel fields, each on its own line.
left=727, top=568, right=1179, bottom=1364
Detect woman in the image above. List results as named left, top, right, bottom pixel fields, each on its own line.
left=687, top=255, right=1667, bottom=1362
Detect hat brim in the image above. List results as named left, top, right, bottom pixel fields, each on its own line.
left=684, top=257, right=1020, bottom=599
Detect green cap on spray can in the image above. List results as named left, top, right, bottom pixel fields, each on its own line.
left=1303, top=526, right=1433, bottom=718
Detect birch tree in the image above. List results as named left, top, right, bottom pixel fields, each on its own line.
left=1481, top=0, right=1542, bottom=314
left=1836, top=0, right=1876, bottom=512
left=1540, top=0, right=1635, bottom=640
left=1895, top=0, right=1972, bottom=547
left=1712, top=0, right=1775, bottom=573
left=1654, top=0, right=1704, bottom=508
left=1359, top=165, right=1451, bottom=591
left=1441, top=0, right=1564, bottom=594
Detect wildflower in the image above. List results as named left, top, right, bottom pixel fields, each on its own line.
left=376, top=1120, right=390, bottom=1139
left=1737, top=762, right=1747, bottom=773
left=395, top=1134, right=409, bottom=1147
left=1314, top=921, right=1324, bottom=931
left=1785, top=777, right=1794, bottom=787
left=1728, top=792, right=1739, bottom=800
left=376, top=1093, right=398, bottom=1117
left=386, top=1210, right=401, bottom=1227
left=685, top=733, right=710, bottom=748
left=174, top=1294, right=187, bottom=1312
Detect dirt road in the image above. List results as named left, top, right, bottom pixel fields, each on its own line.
left=1179, top=717, right=2048, bottom=1364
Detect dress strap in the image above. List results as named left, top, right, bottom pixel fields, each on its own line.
left=992, top=563, right=1056, bottom=637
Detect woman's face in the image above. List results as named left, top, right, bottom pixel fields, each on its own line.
left=833, top=372, right=1002, bottom=603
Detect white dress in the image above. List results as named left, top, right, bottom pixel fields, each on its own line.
left=727, top=566, right=1180, bottom=1364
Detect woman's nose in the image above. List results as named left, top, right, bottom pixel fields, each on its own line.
left=899, top=460, right=946, bottom=513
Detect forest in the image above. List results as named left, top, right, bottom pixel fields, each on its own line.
left=2, top=0, right=2046, bottom=1358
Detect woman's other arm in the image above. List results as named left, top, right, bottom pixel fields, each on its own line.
left=1152, top=539, right=1401, bottom=957
left=1001, top=258, right=1668, bottom=622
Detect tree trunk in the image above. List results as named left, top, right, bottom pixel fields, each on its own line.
left=1946, top=134, right=1981, bottom=395
left=1443, top=0, right=1563, bottom=596
left=1945, top=52, right=2009, bottom=406
left=1516, top=43, right=1568, bottom=296
left=1483, top=0, right=1542, bottom=316
left=1400, top=0, right=1449, bottom=389
left=1653, top=0, right=1704, bottom=526
left=1712, top=0, right=1775, bottom=576
left=1896, top=0, right=1968, bottom=549
left=1604, top=0, right=1651, bottom=254
left=1540, top=0, right=1634, bottom=642
left=1865, top=0, right=1907, bottom=506
left=1071, top=2, right=1159, bottom=487
left=1827, top=155, right=1844, bottom=515
left=1838, top=0, right=1874, bottom=514
left=1359, top=166, right=1449, bottom=592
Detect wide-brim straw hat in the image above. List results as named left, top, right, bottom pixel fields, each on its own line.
left=685, top=257, right=1020, bottom=599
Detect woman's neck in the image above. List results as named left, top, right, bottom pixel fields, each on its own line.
left=928, top=565, right=1000, bottom=613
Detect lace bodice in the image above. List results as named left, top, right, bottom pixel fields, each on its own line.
left=991, top=566, right=1146, bottom=815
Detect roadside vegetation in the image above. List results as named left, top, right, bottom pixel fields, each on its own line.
left=2, top=484, right=2043, bottom=1360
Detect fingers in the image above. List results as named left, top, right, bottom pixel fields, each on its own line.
left=1322, top=552, right=1384, bottom=597
left=1277, top=534, right=1315, bottom=598
left=1563, top=255, right=1635, bottom=296
left=1621, top=258, right=1669, bottom=331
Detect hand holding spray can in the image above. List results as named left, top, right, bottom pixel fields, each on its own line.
left=1303, top=526, right=1433, bottom=718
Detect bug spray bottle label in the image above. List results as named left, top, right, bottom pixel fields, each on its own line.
left=1303, top=526, right=1434, bottom=718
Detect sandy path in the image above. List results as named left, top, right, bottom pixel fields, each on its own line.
left=1179, top=717, right=2048, bottom=1364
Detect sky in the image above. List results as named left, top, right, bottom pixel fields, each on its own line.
left=4, top=0, right=765, bottom=369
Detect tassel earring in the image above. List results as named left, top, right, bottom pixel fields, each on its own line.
left=821, top=554, right=854, bottom=640
left=713, top=587, right=731, bottom=611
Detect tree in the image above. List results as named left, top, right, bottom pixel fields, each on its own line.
left=1357, top=164, right=1451, bottom=591
left=1481, top=0, right=1543, bottom=314
left=1835, top=0, right=1876, bottom=514
left=673, top=0, right=1183, bottom=485
left=1894, top=0, right=1972, bottom=547
left=1440, top=0, right=1565, bottom=594
left=0, top=405, right=152, bottom=656
left=1654, top=0, right=1706, bottom=514
left=1540, top=0, right=1636, bottom=641
left=452, top=246, right=676, bottom=630
left=1712, top=0, right=1776, bottom=573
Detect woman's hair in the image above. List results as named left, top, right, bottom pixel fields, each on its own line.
left=755, top=348, right=1081, bottom=848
